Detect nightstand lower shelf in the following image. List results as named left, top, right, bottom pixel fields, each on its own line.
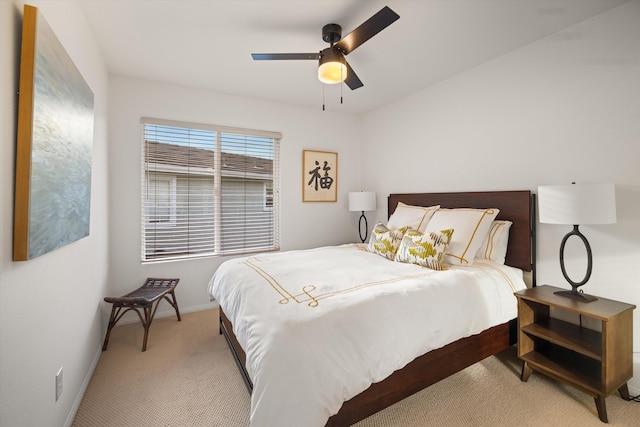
left=521, top=355, right=631, bottom=423
left=520, top=348, right=603, bottom=395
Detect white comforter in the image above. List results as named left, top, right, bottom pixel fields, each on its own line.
left=207, top=243, right=526, bottom=427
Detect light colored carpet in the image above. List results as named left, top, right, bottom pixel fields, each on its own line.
left=73, top=309, right=638, bottom=426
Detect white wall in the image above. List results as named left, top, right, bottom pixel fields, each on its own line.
left=106, top=76, right=362, bottom=315
left=2, top=2, right=637, bottom=425
left=362, top=0, right=640, bottom=392
left=0, top=1, right=110, bottom=426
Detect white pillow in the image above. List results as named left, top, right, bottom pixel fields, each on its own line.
left=476, top=220, right=512, bottom=264
left=387, top=202, right=439, bottom=232
left=425, top=208, right=499, bottom=266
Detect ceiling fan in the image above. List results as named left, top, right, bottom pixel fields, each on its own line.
left=251, top=6, right=400, bottom=90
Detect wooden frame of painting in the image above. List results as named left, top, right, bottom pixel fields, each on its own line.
left=302, top=150, right=338, bottom=202
left=14, top=5, right=94, bottom=261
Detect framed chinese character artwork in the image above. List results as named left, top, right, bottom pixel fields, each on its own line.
left=302, top=150, right=337, bottom=202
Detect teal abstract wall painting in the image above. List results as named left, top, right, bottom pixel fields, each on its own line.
left=14, top=5, right=94, bottom=260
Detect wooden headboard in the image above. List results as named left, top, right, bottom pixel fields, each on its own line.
left=388, top=191, right=535, bottom=275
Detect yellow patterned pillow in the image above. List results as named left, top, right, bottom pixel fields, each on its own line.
left=395, top=228, right=454, bottom=270
left=368, top=223, right=410, bottom=260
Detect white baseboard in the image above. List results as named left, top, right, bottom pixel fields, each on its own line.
left=629, top=355, right=640, bottom=397
left=64, top=344, right=102, bottom=427
left=157, top=301, right=219, bottom=318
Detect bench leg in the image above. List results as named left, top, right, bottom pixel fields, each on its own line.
left=141, top=305, right=153, bottom=352
left=164, top=290, right=181, bottom=321
left=141, top=291, right=180, bottom=351
left=102, top=305, right=119, bottom=351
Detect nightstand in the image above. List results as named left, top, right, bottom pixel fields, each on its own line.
left=514, top=285, right=635, bottom=423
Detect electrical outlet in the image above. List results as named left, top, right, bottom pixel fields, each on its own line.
left=55, top=367, right=63, bottom=401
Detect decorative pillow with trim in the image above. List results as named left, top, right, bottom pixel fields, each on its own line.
left=368, top=223, right=410, bottom=260
left=425, top=208, right=499, bottom=266
left=395, top=228, right=454, bottom=270
left=476, top=220, right=512, bottom=264
left=387, top=202, right=440, bottom=232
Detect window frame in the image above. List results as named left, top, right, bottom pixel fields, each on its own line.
left=141, top=117, right=281, bottom=263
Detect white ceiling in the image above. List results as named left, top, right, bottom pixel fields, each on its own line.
left=78, top=0, right=628, bottom=114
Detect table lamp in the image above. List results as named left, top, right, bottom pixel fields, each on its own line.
left=349, top=191, right=376, bottom=243
left=537, top=182, right=616, bottom=302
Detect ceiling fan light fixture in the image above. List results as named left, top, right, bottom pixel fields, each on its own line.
left=318, top=48, right=347, bottom=84
left=251, top=6, right=399, bottom=92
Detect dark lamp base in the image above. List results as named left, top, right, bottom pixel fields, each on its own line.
left=556, top=225, right=598, bottom=303
left=554, top=289, right=598, bottom=303
left=358, top=211, right=369, bottom=243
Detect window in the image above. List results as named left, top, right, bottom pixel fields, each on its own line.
left=141, top=118, right=281, bottom=261
left=145, top=176, right=176, bottom=225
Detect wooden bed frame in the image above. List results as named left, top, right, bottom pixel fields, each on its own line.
left=218, top=190, right=536, bottom=426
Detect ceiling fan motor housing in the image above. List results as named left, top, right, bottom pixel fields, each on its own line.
left=322, top=24, right=342, bottom=45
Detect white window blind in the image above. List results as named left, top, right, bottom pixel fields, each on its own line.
left=141, top=118, right=280, bottom=262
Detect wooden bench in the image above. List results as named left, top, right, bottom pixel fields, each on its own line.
left=102, top=278, right=181, bottom=352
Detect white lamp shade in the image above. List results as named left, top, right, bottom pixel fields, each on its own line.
left=349, top=191, right=376, bottom=212
left=538, top=183, right=616, bottom=225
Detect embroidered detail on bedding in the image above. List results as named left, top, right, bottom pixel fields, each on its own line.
left=472, top=260, right=519, bottom=292
left=243, top=258, right=438, bottom=307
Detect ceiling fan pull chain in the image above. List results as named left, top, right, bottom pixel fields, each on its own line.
left=322, top=84, right=325, bottom=111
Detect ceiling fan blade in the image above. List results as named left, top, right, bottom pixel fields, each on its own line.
left=335, top=6, right=399, bottom=55
left=251, top=53, right=319, bottom=60
left=344, top=61, right=363, bottom=90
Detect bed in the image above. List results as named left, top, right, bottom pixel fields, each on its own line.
left=208, top=190, right=535, bottom=426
